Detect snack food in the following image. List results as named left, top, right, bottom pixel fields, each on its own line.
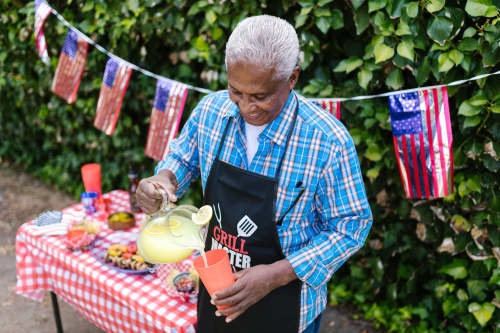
left=167, top=267, right=199, bottom=294
left=107, top=211, right=136, bottom=230
left=104, top=243, right=153, bottom=271
left=64, top=219, right=100, bottom=251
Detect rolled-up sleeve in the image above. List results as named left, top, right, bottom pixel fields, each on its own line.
left=155, top=104, right=201, bottom=197
left=286, top=136, right=373, bottom=289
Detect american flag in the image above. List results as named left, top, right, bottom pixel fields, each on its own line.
left=34, top=0, right=52, bottom=64
left=309, top=99, right=341, bottom=120
left=145, top=79, right=189, bottom=161
left=51, top=29, right=88, bottom=104
left=94, top=58, right=132, bottom=135
left=389, top=87, right=453, bottom=199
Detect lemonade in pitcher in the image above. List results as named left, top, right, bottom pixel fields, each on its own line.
left=137, top=204, right=212, bottom=264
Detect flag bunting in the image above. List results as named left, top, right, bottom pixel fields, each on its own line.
left=51, top=28, right=88, bottom=103
left=145, top=80, right=189, bottom=161
left=94, top=58, right=132, bottom=135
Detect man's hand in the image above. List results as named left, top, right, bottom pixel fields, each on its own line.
left=211, top=259, right=297, bottom=323
left=136, top=169, right=178, bottom=214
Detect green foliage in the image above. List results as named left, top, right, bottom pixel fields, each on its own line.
left=0, top=0, right=499, bottom=331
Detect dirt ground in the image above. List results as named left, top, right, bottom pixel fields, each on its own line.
left=0, top=163, right=379, bottom=333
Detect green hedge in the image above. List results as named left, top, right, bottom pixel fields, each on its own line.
left=1, top=0, right=499, bottom=331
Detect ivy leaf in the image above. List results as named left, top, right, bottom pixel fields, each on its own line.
left=438, top=53, right=454, bottom=72
left=469, top=93, right=489, bottom=106
left=465, top=0, right=499, bottom=17
left=365, top=145, right=383, bottom=161
left=468, top=302, right=495, bottom=326
left=369, top=0, right=388, bottom=12
left=194, top=35, right=209, bottom=51
left=330, top=9, right=344, bottom=30
left=415, top=56, right=431, bottom=85
left=205, top=10, right=217, bottom=25
left=438, top=259, right=468, bottom=279
left=458, top=101, right=481, bottom=116
left=490, top=105, right=500, bottom=114
left=315, top=16, right=330, bottom=34
left=386, top=68, right=404, bottom=90
left=358, top=68, right=373, bottom=89
left=295, top=13, right=309, bottom=28
left=351, top=0, right=367, bottom=9
left=463, top=116, right=481, bottom=128
left=467, top=175, right=482, bottom=193
left=334, top=57, right=363, bottom=73
left=126, top=0, right=140, bottom=13
left=210, top=27, right=223, bottom=41
left=354, top=5, right=370, bottom=35
left=489, top=268, right=500, bottom=285
left=458, top=38, right=480, bottom=52
left=448, top=49, right=464, bottom=65
left=427, top=16, right=454, bottom=45
left=374, top=43, right=394, bottom=63
left=397, top=40, right=414, bottom=61
left=467, top=280, right=488, bottom=301
left=463, top=27, right=477, bottom=38
left=406, top=2, right=419, bottom=17
left=395, top=21, right=412, bottom=36
left=426, top=0, right=445, bottom=13
left=317, top=0, right=335, bottom=6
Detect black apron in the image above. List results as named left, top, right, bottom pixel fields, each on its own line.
left=197, top=96, right=302, bottom=333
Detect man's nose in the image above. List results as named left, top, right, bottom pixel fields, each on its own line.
left=238, top=95, right=256, bottom=112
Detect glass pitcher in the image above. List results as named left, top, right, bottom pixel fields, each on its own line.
left=137, top=189, right=207, bottom=264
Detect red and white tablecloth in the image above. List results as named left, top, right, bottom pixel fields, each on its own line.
left=16, top=190, right=197, bottom=333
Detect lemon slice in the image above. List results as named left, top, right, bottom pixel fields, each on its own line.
left=168, top=217, right=182, bottom=231
left=192, top=205, right=213, bottom=225
left=145, top=222, right=169, bottom=235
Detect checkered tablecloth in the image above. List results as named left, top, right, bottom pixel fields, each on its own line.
left=16, top=190, right=197, bottom=333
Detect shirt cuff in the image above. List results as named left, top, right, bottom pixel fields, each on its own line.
left=155, top=156, right=191, bottom=197
left=286, top=249, right=330, bottom=290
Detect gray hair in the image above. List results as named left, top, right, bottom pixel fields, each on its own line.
left=225, top=15, right=300, bottom=82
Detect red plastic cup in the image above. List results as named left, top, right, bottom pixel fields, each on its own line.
left=193, top=249, right=235, bottom=309
left=81, top=163, right=102, bottom=197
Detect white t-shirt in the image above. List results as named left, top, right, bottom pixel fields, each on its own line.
left=244, top=121, right=267, bottom=164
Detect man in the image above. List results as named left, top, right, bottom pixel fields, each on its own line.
left=137, top=15, right=372, bottom=333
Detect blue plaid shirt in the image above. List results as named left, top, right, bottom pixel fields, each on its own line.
left=156, top=90, right=373, bottom=332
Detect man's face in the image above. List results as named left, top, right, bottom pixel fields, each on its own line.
left=227, top=61, right=299, bottom=126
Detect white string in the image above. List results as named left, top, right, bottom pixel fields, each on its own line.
left=48, top=5, right=500, bottom=101
left=309, top=70, right=500, bottom=102
left=49, top=7, right=214, bottom=94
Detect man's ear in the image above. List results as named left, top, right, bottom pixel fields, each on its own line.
left=289, top=66, right=300, bottom=90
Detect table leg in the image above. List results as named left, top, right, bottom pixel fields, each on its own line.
left=50, top=291, right=64, bottom=333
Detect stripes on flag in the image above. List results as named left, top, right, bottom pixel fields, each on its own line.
left=51, top=29, right=88, bottom=104
left=145, top=79, right=189, bottom=161
left=34, top=0, right=52, bottom=64
left=94, top=58, right=132, bottom=135
left=309, top=99, right=341, bottom=120
left=389, top=87, right=453, bottom=199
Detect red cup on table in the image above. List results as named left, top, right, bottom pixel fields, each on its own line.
left=81, top=163, right=102, bottom=197
left=193, top=249, right=235, bottom=310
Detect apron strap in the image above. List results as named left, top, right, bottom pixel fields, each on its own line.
left=215, top=117, right=232, bottom=160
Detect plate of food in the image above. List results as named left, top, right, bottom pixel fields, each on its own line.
left=91, top=232, right=155, bottom=275
left=64, top=219, right=100, bottom=252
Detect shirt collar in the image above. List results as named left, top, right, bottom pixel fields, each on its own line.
left=223, top=90, right=297, bottom=147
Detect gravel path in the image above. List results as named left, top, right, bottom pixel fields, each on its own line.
left=0, top=163, right=378, bottom=333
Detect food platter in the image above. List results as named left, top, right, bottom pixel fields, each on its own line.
left=91, top=231, right=155, bottom=275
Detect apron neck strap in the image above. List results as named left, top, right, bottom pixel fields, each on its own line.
left=215, top=94, right=300, bottom=182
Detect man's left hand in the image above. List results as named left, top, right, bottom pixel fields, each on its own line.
left=211, top=259, right=297, bottom=323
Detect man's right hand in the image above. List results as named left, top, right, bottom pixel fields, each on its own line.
left=136, top=169, right=179, bottom=214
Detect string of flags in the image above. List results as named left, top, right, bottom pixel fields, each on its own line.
left=33, top=1, right=500, bottom=199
